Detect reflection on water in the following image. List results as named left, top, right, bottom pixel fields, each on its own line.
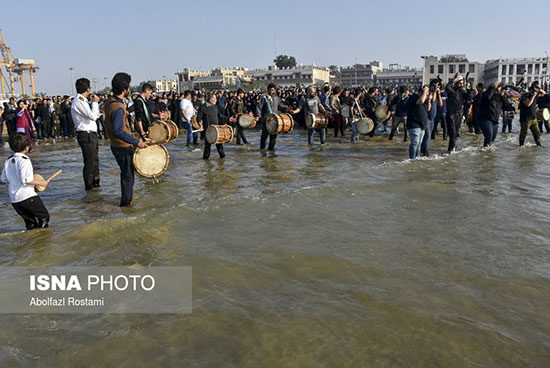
left=1, top=126, right=550, bottom=366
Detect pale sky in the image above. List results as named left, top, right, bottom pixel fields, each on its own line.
left=2, top=0, right=549, bottom=95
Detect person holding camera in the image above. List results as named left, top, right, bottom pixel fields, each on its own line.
left=71, top=78, right=101, bottom=191
left=519, top=82, right=543, bottom=147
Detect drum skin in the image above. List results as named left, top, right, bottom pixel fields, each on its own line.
left=238, top=115, right=256, bottom=129
left=133, top=144, right=170, bottom=178
left=375, top=105, right=391, bottom=121
left=34, top=174, right=46, bottom=192
left=537, top=108, right=550, bottom=122
left=266, top=113, right=294, bottom=134
left=356, top=118, right=374, bottom=134
left=205, top=125, right=234, bottom=144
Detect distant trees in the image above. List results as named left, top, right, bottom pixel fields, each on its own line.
left=273, top=55, right=297, bottom=69
left=329, top=65, right=340, bottom=77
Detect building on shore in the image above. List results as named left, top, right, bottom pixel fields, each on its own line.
left=177, top=67, right=250, bottom=91
left=375, top=65, right=422, bottom=88
left=245, top=64, right=330, bottom=88
left=153, top=79, right=178, bottom=93
left=340, top=61, right=383, bottom=87
left=422, top=54, right=483, bottom=85
left=483, top=57, right=549, bottom=87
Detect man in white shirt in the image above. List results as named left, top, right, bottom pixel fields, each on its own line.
left=1, top=133, right=50, bottom=229
left=71, top=78, right=101, bottom=191
left=180, top=90, right=196, bottom=148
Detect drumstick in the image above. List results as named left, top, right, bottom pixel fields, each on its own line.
left=46, top=169, right=62, bottom=182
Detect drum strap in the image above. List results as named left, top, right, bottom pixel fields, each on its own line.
left=354, top=99, right=365, bottom=119
left=138, top=97, right=152, bottom=125
left=265, top=96, right=273, bottom=114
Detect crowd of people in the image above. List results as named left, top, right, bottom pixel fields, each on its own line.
left=2, top=72, right=550, bottom=230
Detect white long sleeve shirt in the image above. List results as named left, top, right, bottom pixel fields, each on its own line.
left=1, top=153, right=37, bottom=203
left=71, top=93, right=100, bottom=132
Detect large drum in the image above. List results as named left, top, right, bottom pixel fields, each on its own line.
left=205, top=124, right=234, bottom=144
left=375, top=105, right=391, bottom=121
left=133, top=144, right=170, bottom=178
left=356, top=118, right=375, bottom=134
left=238, top=114, right=256, bottom=129
left=305, top=113, right=328, bottom=129
left=536, top=108, right=550, bottom=122
left=148, top=120, right=178, bottom=144
left=266, top=113, right=294, bottom=135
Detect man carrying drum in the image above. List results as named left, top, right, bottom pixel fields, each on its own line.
left=134, top=83, right=154, bottom=140
left=290, top=86, right=330, bottom=146
left=197, top=92, right=236, bottom=160
left=103, top=72, right=147, bottom=207
left=256, top=83, right=288, bottom=151
left=230, top=89, right=251, bottom=145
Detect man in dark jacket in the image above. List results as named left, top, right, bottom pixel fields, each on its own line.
left=198, top=92, right=236, bottom=159
left=389, top=86, right=409, bottom=141
left=519, top=82, right=543, bottom=146
left=479, top=82, right=514, bottom=147
left=446, top=74, right=466, bottom=153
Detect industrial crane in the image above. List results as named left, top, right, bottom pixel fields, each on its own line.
left=0, top=29, right=39, bottom=98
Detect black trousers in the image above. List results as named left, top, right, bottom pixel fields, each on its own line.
left=446, top=112, right=462, bottom=152
left=43, top=118, right=53, bottom=138
left=77, top=131, right=100, bottom=190
left=0, top=120, right=3, bottom=142
left=235, top=124, right=248, bottom=144
left=203, top=143, right=225, bottom=159
left=111, top=146, right=135, bottom=207
left=7, top=118, right=16, bottom=136
left=260, top=120, right=277, bottom=150
left=35, top=121, right=44, bottom=139
left=12, top=196, right=49, bottom=230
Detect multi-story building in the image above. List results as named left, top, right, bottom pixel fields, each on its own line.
left=483, top=57, right=549, bottom=86
left=340, top=61, right=383, bottom=87
left=245, top=64, right=330, bottom=88
left=375, top=65, right=422, bottom=87
left=422, top=54, right=483, bottom=85
left=153, top=79, right=178, bottom=93
left=177, top=67, right=251, bottom=91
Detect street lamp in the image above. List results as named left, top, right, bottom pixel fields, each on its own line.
left=68, top=67, right=75, bottom=96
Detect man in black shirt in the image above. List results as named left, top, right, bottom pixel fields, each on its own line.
left=363, top=87, right=378, bottom=137
left=61, top=96, right=74, bottom=137
left=134, top=83, right=154, bottom=140
left=445, top=74, right=466, bottom=153
left=519, top=83, right=543, bottom=146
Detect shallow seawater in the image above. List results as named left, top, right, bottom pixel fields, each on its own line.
left=0, top=123, right=549, bottom=367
